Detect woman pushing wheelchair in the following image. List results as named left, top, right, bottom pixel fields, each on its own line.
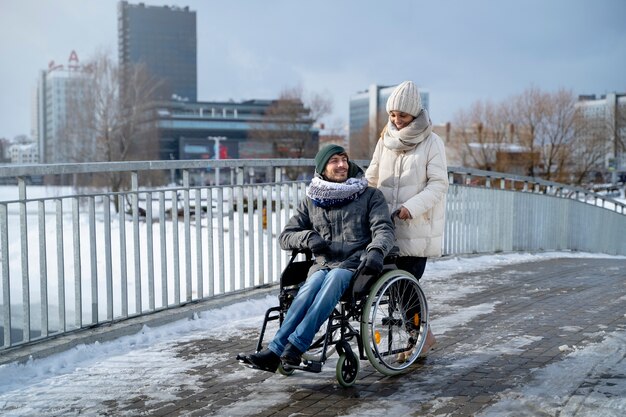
left=365, top=80, right=449, bottom=358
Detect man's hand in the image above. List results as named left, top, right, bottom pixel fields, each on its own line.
left=364, top=249, right=384, bottom=275
left=307, top=233, right=329, bottom=254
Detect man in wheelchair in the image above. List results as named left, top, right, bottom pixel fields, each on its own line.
left=240, top=144, right=395, bottom=373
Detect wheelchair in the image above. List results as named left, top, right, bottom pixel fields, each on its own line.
left=239, top=249, right=430, bottom=387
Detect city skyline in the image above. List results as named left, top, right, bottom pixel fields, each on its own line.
left=1, top=0, right=625, bottom=141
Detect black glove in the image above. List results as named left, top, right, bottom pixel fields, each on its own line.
left=364, top=249, right=384, bottom=275
left=307, top=233, right=329, bottom=253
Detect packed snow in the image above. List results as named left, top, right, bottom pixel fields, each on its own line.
left=0, top=251, right=624, bottom=416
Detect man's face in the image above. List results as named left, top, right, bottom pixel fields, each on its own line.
left=323, top=153, right=349, bottom=182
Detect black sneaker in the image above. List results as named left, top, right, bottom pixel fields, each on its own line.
left=280, top=343, right=303, bottom=367
left=246, top=349, right=280, bottom=373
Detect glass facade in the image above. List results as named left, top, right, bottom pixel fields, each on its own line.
left=152, top=99, right=319, bottom=161
left=118, top=1, right=197, bottom=101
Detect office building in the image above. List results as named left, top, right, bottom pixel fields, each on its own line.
left=118, top=1, right=197, bottom=101
left=153, top=99, right=319, bottom=159
left=117, top=1, right=319, bottom=173
left=348, top=83, right=429, bottom=159
left=151, top=98, right=319, bottom=182
left=576, top=93, right=626, bottom=181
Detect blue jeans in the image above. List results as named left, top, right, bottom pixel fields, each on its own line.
left=268, top=268, right=353, bottom=355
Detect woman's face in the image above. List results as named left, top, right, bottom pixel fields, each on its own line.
left=389, top=111, right=415, bottom=130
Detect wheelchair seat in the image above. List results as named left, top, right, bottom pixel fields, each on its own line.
left=278, top=249, right=398, bottom=304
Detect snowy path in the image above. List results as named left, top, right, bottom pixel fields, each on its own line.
left=0, top=252, right=625, bottom=416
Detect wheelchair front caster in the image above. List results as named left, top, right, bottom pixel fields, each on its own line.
left=336, top=349, right=360, bottom=387
left=278, top=362, right=295, bottom=376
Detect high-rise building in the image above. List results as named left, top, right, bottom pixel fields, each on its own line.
left=118, top=1, right=197, bottom=101
left=34, top=50, right=91, bottom=163
left=348, top=83, right=429, bottom=159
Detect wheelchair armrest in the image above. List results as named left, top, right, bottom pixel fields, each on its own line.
left=289, top=248, right=313, bottom=262
left=281, top=249, right=314, bottom=288
left=344, top=252, right=397, bottom=302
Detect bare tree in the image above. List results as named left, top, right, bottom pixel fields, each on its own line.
left=532, top=89, right=579, bottom=181
left=568, top=113, right=610, bottom=185
left=65, top=50, right=163, bottom=208
left=616, top=101, right=626, bottom=159
left=510, top=88, right=594, bottom=182
left=348, top=107, right=387, bottom=160
left=509, top=86, right=546, bottom=177
left=450, top=99, right=512, bottom=171
left=606, top=97, right=626, bottom=178
left=349, top=122, right=372, bottom=160
left=450, top=86, right=621, bottom=185
left=249, top=85, right=331, bottom=159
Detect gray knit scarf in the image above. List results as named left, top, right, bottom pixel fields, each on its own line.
left=384, top=109, right=433, bottom=151
left=307, top=176, right=368, bottom=208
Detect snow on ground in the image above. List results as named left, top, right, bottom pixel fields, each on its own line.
left=477, top=329, right=626, bottom=416
left=0, top=251, right=624, bottom=416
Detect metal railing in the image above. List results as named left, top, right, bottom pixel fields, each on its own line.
left=0, top=159, right=624, bottom=353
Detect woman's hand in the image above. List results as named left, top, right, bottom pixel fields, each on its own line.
left=396, top=206, right=412, bottom=220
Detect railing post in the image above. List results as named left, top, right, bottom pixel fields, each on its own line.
left=131, top=171, right=142, bottom=313
left=1, top=203, right=11, bottom=348
left=17, top=177, right=30, bottom=342
left=182, top=170, right=192, bottom=302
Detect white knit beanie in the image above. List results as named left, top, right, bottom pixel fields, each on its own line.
left=386, top=81, right=422, bottom=117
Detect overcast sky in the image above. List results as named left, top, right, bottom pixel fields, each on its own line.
left=1, top=0, right=625, bottom=140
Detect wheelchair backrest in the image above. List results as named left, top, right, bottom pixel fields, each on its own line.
left=280, top=249, right=314, bottom=288
left=281, top=259, right=314, bottom=288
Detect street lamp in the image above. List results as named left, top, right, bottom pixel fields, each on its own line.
left=207, top=136, right=227, bottom=185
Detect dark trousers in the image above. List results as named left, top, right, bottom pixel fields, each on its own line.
left=393, top=256, right=427, bottom=329
left=395, top=256, right=427, bottom=280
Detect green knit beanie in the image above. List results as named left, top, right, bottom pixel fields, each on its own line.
left=314, top=144, right=346, bottom=174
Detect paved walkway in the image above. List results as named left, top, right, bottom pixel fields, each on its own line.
left=2, top=257, right=626, bottom=416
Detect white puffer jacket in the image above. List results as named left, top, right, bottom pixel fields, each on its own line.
left=365, top=119, right=448, bottom=257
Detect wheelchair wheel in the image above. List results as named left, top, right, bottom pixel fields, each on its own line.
left=360, top=270, right=428, bottom=376
left=336, top=348, right=360, bottom=387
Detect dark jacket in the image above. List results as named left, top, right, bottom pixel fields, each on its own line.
left=278, top=179, right=395, bottom=275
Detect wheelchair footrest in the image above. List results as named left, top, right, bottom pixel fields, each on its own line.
left=284, top=360, right=323, bottom=373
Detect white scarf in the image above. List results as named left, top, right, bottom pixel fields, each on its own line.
left=383, top=109, right=433, bottom=151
